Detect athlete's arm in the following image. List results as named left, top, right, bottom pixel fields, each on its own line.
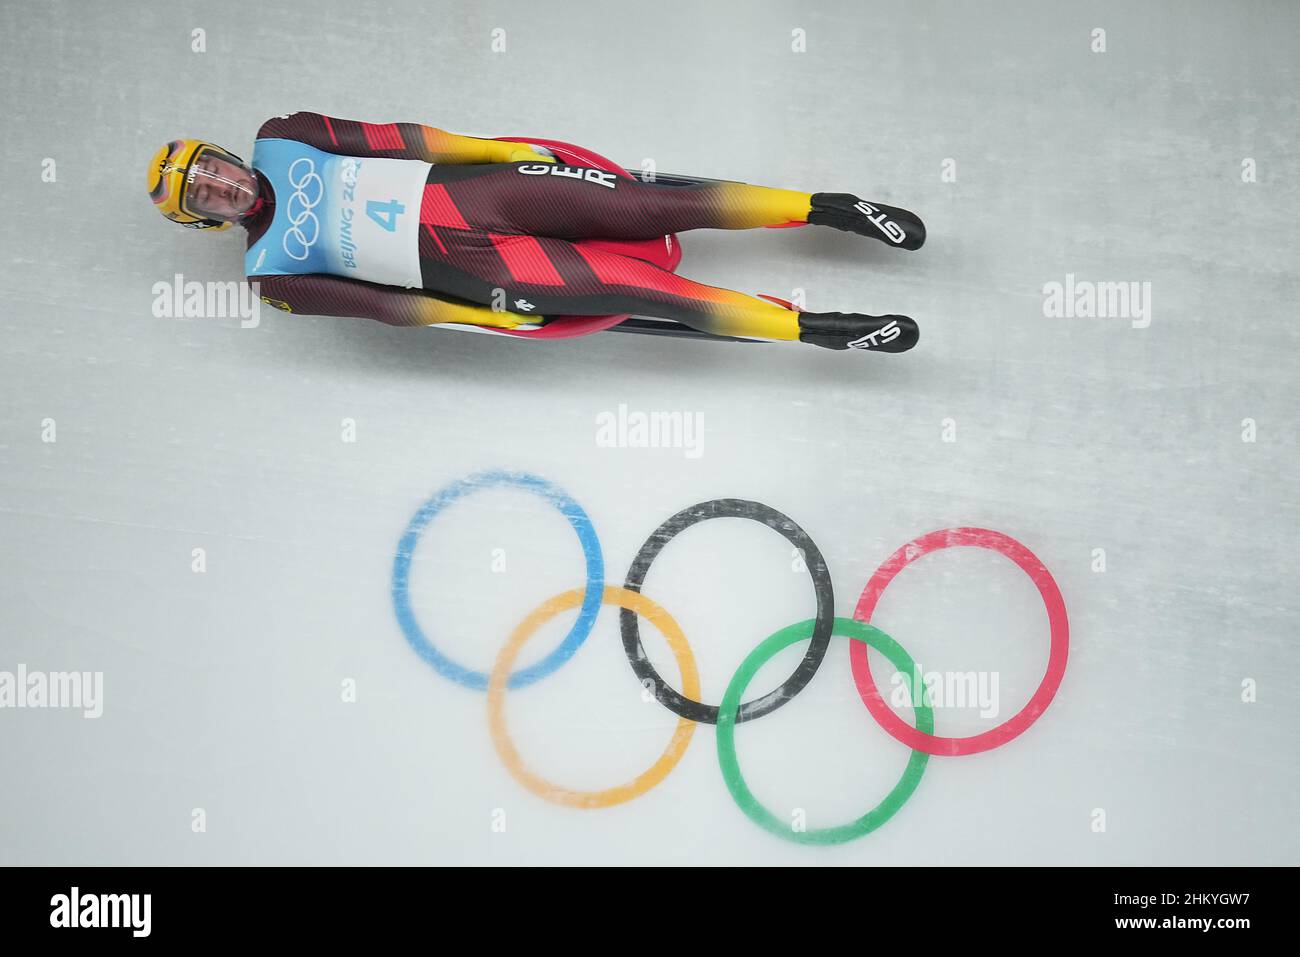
left=254, top=273, right=540, bottom=329
left=255, top=112, right=554, bottom=165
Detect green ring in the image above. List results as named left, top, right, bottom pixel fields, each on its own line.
left=716, top=616, right=934, bottom=845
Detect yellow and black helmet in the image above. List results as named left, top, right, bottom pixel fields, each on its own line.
left=146, top=139, right=249, bottom=230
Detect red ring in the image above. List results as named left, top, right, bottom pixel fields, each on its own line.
left=849, top=527, right=1069, bottom=756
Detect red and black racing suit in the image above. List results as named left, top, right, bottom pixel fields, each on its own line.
left=244, top=112, right=814, bottom=341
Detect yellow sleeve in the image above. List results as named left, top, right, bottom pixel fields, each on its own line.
left=418, top=128, right=557, bottom=165
left=255, top=113, right=556, bottom=165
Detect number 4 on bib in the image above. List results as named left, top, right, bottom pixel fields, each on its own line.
left=366, top=198, right=406, bottom=232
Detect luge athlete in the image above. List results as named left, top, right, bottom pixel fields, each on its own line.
left=146, top=112, right=925, bottom=351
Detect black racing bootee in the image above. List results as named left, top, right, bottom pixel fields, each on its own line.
left=808, top=193, right=926, bottom=250
left=797, top=312, right=919, bottom=352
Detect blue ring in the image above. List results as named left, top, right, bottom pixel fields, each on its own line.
left=392, top=470, right=604, bottom=690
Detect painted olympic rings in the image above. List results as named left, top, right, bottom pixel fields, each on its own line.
left=716, top=617, right=933, bottom=845
left=392, top=474, right=1070, bottom=844
left=620, top=499, right=834, bottom=724
left=391, top=470, right=604, bottom=690
left=849, top=527, right=1070, bottom=756
left=488, top=586, right=699, bottom=808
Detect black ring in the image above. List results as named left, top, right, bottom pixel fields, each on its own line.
left=620, top=499, right=834, bottom=724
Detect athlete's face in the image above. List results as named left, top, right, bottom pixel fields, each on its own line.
left=186, top=151, right=258, bottom=222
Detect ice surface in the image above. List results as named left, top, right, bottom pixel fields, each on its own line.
left=1, top=0, right=1297, bottom=864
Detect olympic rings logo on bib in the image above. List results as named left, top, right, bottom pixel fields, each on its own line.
left=282, top=156, right=322, bottom=261
left=391, top=470, right=1071, bottom=846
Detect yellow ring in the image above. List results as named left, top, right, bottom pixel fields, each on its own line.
left=487, top=585, right=700, bottom=808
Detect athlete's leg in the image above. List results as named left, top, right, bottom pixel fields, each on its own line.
left=427, top=162, right=925, bottom=249
left=424, top=162, right=812, bottom=240
left=421, top=225, right=796, bottom=338
left=419, top=228, right=917, bottom=349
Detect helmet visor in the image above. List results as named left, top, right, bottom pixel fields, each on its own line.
left=183, top=146, right=258, bottom=222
